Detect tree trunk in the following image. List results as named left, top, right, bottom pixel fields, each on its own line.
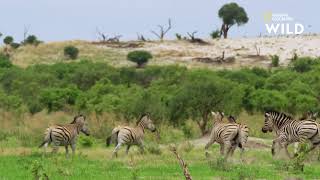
left=197, top=113, right=209, bottom=136
left=220, top=24, right=229, bottom=39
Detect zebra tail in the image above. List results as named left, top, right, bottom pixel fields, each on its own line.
left=39, top=128, right=52, bottom=148
left=106, top=128, right=120, bottom=147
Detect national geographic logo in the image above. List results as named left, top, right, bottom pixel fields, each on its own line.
left=263, top=12, right=304, bottom=35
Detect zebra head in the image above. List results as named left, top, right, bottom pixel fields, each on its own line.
left=307, top=111, right=318, bottom=121
left=262, top=112, right=273, bottom=133
left=139, top=114, right=156, bottom=132
left=211, top=111, right=224, bottom=122
left=72, top=114, right=90, bottom=136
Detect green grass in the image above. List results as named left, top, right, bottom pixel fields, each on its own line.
left=1, top=145, right=320, bottom=180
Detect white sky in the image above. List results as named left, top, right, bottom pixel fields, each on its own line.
left=0, top=0, right=318, bottom=42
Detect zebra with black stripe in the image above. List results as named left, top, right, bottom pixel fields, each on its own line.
left=39, top=114, right=90, bottom=156
left=106, top=114, right=156, bottom=158
left=205, top=111, right=240, bottom=159
left=227, top=115, right=249, bottom=157
left=262, top=111, right=320, bottom=158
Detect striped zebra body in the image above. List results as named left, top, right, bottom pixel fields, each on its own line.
left=262, top=111, right=320, bottom=158
left=228, top=116, right=249, bottom=156
left=39, top=115, right=90, bottom=155
left=205, top=112, right=240, bottom=159
left=106, top=114, right=156, bottom=158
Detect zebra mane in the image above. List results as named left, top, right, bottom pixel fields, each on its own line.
left=71, top=114, right=85, bottom=124
left=266, top=111, right=294, bottom=120
left=136, top=113, right=148, bottom=125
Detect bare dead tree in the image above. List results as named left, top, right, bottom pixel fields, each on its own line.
left=254, top=43, right=261, bottom=56
left=169, top=145, right=192, bottom=180
left=150, top=19, right=172, bottom=41
left=137, top=33, right=146, bottom=42
left=186, top=31, right=207, bottom=44
left=23, top=25, right=30, bottom=42
left=107, top=35, right=122, bottom=43
left=96, top=27, right=108, bottom=42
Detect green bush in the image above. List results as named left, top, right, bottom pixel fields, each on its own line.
left=127, top=50, right=152, bottom=68
left=0, top=53, right=12, bottom=68
left=64, top=46, right=79, bottom=60
left=24, top=35, right=41, bottom=45
left=271, top=55, right=279, bottom=67
left=78, top=135, right=94, bottom=148
left=146, top=142, right=162, bottom=155
left=3, top=36, right=13, bottom=45
left=291, top=57, right=314, bottom=73
left=210, top=30, right=220, bottom=39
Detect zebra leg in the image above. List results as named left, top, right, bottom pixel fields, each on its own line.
left=224, top=141, right=232, bottom=159
left=126, top=145, right=131, bottom=155
left=65, top=145, right=69, bottom=157
left=219, top=144, right=225, bottom=155
left=52, top=145, right=59, bottom=154
left=293, top=142, right=299, bottom=157
left=283, top=143, right=292, bottom=159
left=138, top=142, right=145, bottom=154
left=112, top=143, right=122, bottom=158
left=71, top=143, right=76, bottom=155
left=205, top=138, right=215, bottom=157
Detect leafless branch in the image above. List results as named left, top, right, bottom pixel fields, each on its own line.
left=169, top=145, right=192, bottom=180
left=254, top=43, right=261, bottom=56
left=150, top=18, right=172, bottom=41
left=96, top=27, right=108, bottom=42
left=23, top=25, right=30, bottom=42
left=137, top=33, right=146, bottom=42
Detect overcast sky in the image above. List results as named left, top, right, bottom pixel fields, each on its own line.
left=0, top=0, right=319, bottom=42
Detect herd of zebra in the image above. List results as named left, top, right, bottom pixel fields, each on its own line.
left=38, top=111, right=320, bottom=159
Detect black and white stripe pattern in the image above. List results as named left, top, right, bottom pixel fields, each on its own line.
left=39, top=115, right=90, bottom=155
left=227, top=115, right=249, bottom=156
left=205, top=112, right=240, bottom=159
left=262, top=111, right=320, bottom=157
left=106, top=114, right=156, bottom=157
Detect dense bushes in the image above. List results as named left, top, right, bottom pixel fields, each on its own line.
left=0, top=57, right=319, bottom=132
left=64, top=46, right=79, bottom=60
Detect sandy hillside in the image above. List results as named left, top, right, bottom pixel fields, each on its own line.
left=7, top=34, right=320, bottom=69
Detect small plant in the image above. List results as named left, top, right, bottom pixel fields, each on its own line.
left=271, top=55, right=279, bottom=67
left=64, top=45, right=79, bottom=60
left=179, top=141, right=194, bottom=153
left=127, top=50, right=152, bottom=68
left=146, top=142, right=162, bottom=155
left=78, top=135, right=94, bottom=147
left=210, top=30, right=220, bottom=39
left=291, top=57, right=314, bottom=73
left=3, top=36, right=13, bottom=45
left=175, top=33, right=182, bottom=40
left=208, top=156, right=230, bottom=171
left=31, top=160, right=49, bottom=180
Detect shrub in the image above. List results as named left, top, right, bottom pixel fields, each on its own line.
left=78, top=135, right=94, bottom=148
left=179, top=141, right=194, bottom=153
left=10, top=43, right=20, bottom=49
left=0, top=53, right=12, bottom=68
left=127, top=50, right=152, bottom=68
left=210, top=30, right=220, bottom=39
left=3, top=36, right=13, bottom=45
left=24, top=35, right=40, bottom=45
left=64, top=46, right=79, bottom=60
left=271, top=55, right=279, bottom=67
left=291, top=57, right=314, bottom=73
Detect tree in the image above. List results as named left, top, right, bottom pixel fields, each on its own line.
left=3, top=36, right=13, bottom=45
left=151, top=19, right=172, bottom=41
left=169, top=71, right=244, bottom=135
left=218, top=3, right=248, bottom=38
left=127, top=50, right=152, bottom=68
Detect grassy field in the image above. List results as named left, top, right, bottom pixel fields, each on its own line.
left=1, top=142, right=320, bottom=180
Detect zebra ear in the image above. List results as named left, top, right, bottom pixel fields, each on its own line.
left=265, top=112, right=270, bottom=117
left=211, top=111, right=216, bottom=116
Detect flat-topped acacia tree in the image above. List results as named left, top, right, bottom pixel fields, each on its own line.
left=218, top=2, right=249, bottom=39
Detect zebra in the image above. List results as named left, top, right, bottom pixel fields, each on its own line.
left=299, top=111, right=317, bottom=121
left=205, top=111, right=240, bottom=159
left=106, top=114, right=156, bottom=158
left=39, top=114, right=90, bottom=156
left=227, top=115, right=249, bottom=157
left=262, top=111, right=320, bottom=158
